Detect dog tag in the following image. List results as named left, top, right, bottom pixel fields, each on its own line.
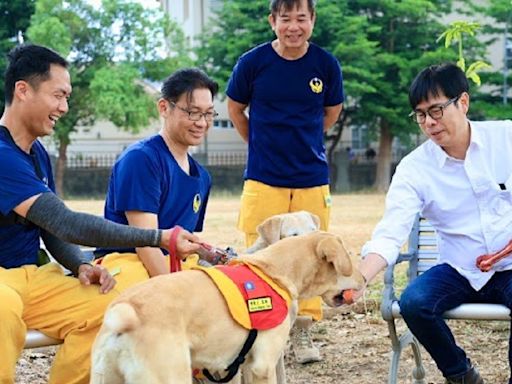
left=247, top=297, right=273, bottom=312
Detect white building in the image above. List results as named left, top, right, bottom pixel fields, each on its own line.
left=159, top=0, right=223, bottom=47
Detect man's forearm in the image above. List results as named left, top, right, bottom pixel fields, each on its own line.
left=233, top=118, right=249, bottom=143
left=40, top=229, right=90, bottom=275
left=136, top=247, right=169, bottom=277
left=27, top=192, right=161, bottom=248
left=227, top=98, right=249, bottom=142
left=323, top=104, right=343, bottom=131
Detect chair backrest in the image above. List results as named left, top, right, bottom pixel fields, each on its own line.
left=406, top=215, right=439, bottom=283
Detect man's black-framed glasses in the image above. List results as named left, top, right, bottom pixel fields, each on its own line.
left=170, top=101, right=218, bottom=122
left=409, top=95, right=460, bottom=124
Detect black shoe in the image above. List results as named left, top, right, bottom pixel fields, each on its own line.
left=445, top=366, right=484, bottom=384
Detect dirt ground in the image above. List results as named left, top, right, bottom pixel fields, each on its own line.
left=15, top=194, right=511, bottom=383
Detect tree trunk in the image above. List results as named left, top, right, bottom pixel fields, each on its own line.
left=55, top=141, right=68, bottom=196
left=373, top=120, right=393, bottom=192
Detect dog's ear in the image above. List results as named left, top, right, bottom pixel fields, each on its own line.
left=317, top=235, right=352, bottom=276
left=256, top=215, right=283, bottom=245
left=308, top=212, right=321, bottom=230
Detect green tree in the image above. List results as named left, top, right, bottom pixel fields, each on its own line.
left=461, top=0, right=512, bottom=119
left=342, top=0, right=460, bottom=191
left=26, top=0, right=191, bottom=195
left=195, top=1, right=273, bottom=93
left=0, top=0, right=36, bottom=112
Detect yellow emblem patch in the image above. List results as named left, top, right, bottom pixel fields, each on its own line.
left=247, top=297, right=273, bottom=312
left=309, top=77, right=323, bottom=94
left=193, top=193, right=201, bottom=213
left=324, top=194, right=332, bottom=207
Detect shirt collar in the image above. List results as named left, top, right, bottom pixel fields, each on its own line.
left=429, top=140, right=450, bottom=168
left=468, top=121, right=484, bottom=148
left=429, top=119, right=478, bottom=168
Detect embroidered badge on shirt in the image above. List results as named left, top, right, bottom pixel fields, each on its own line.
left=193, top=193, right=201, bottom=213
left=309, top=77, right=323, bottom=94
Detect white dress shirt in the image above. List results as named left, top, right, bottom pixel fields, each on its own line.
left=362, top=120, right=512, bottom=290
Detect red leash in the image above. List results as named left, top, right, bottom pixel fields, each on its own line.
left=169, top=226, right=182, bottom=273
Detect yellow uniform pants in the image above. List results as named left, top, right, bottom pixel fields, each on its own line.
left=93, top=252, right=201, bottom=291
left=0, top=263, right=117, bottom=384
left=238, top=180, right=332, bottom=321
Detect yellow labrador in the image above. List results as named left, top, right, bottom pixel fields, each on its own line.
left=246, top=211, right=320, bottom=254
left=243, top=211, right=321, bottom=384
left=90, top=232, right=363, bottom=384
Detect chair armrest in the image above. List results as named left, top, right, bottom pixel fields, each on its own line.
left=381, top=252, right=413, bottom=321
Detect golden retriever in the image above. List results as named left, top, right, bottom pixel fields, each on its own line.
left=90, top=232, right=363, bottom=384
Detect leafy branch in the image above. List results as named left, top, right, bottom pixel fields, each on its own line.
left=437, top=20, right=491, bottom=85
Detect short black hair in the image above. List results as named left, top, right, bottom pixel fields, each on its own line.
left=4, top=44, right=68, bottom=105
left=409, top=63, right=469, bottom=109
left=269, top=0, right=316, bottom=16
left=161, top=68, right=219, bottom=104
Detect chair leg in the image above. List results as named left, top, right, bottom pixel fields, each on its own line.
left=388, top=343, right=401, bottom=384
left=410, top=337, right=426, bottom=384
left=387, top=320, right=402, bottom=384
left=387, top=320, right=427, bottom=384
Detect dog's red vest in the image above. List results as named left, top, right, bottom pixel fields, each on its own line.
left=193, top=262, right=291, bottom=330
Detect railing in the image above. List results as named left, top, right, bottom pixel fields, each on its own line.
left=62, top=151, right=248, bottom=169
left=203, top=151, right=247, bottom=166
left=65, top=154, right=118, bottom=168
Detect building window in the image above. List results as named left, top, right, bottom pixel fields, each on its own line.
left=213, top=119, right=234, bottom=129
left=351, top=125, right=368, bottom=150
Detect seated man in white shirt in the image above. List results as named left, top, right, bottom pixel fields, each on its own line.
left=356, top=62, right=512, bottom=384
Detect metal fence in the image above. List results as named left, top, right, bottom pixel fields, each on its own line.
left=193, top=151, right=247, bottom=166
left=65, top=154, right=118, bottom=168
left=64, top=151, right=247, bottom=169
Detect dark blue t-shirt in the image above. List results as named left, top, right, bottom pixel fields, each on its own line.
left=226, top=42, right=344, bottom=188
left=101, top=134, right=211, bottom=254
left=0, top=126, right=54, bottom=268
